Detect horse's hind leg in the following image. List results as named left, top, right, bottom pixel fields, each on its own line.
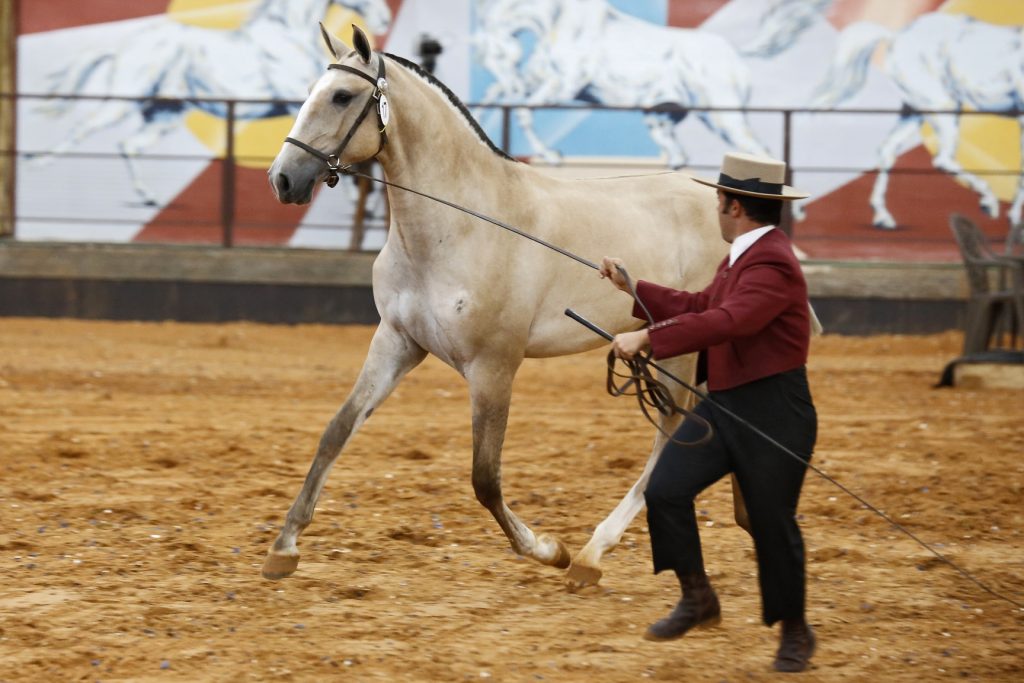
left=566, top=355, right=751, bottom=589
left=262, top=323, right=426, bottom=580
left=467, top=356, right=571, bottom=569
left=927, top=113, right=1000, bottom=220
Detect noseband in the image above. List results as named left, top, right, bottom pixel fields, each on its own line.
left=284, top=57, right=389, bottom=188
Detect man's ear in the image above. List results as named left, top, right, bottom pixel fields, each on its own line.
left=320, top=22, right=349, bottom=61
left=352, top=24, right=373, bottom=63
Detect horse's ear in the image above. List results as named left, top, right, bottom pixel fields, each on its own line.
left=319, top=22, right=347, bottom=61
left=352, top=24, right=373, bottom=64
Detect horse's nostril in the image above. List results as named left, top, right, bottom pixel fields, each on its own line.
left=275, top=173, right=291, bottom=195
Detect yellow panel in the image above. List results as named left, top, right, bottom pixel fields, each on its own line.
left=917, top=1, right=1024, bottom=200
left=938, top=0, right=1024, bottom=25
left=921, top=117, right=1021, bottom=202
left=166, top=0, right=253, bottom=29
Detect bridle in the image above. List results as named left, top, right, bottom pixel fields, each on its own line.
left=284, top=56, right=390, bottom=188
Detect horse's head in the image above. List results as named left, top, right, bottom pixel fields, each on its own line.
left=269, top=24, right=389, bottom=205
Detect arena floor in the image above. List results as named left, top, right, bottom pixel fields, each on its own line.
left=0, top=319, right=1021, bottom=681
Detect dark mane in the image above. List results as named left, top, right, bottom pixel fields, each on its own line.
left=383, top=52, right=517, bottom=163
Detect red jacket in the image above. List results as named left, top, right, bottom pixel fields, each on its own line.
left=632, top=228, right=810, bottom=391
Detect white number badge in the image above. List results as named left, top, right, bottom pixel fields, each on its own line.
left=378, top=94, right=390, bottom=127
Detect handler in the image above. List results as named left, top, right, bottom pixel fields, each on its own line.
left=600, top=152, right=817, bottom=673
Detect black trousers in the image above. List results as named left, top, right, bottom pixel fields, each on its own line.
left=644, top=367, right=817, bottom=626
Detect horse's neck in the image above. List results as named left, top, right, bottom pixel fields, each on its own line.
left=378, top=61, right=522, bottom=259
left=250, top=0, right=324, bottom=31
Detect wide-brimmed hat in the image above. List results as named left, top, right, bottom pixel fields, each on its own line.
left=693, top=152, right=808, bottom=200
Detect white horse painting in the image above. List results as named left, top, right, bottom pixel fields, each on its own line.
left=472, top=0, right=828, bottom=166
left=811, top=12, right=1024, bottom=229
left=262, top=25, right=742, bottom=588
left=35, top=0, right=391, bottom=206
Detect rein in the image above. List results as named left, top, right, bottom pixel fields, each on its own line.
left=277, top=51, right=1021, bottom=609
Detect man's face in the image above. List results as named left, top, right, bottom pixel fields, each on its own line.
left=717, top=190, right=739, bottom=243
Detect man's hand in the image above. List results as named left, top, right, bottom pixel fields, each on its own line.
left=612, top=329, right=650, bottom=360
left=599, top=256, right=630, bottom=293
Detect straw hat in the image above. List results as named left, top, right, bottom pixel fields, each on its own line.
left=693, top=152, right=808, bottom=200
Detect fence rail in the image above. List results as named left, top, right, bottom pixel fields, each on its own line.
left=5, top=91, right=1022, bottom=249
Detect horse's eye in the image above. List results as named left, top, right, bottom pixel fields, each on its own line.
left=332, top=90, right=353, bottom=106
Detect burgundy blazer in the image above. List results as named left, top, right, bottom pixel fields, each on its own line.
left=632, top=228, right=811, bottom=391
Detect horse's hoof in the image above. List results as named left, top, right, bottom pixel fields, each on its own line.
left=537, top=534, right=571, bottom=569
left=565, top=561, right=603, bottom=592
left=261, top=551, right=299, bottom=580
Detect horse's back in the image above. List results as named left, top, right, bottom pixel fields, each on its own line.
left=513, top=168, right=725, bottom=357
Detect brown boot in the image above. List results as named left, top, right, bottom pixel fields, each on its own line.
left=643, top=573, right=721, bottom=642
left=773, top=619, right=816, bottom=672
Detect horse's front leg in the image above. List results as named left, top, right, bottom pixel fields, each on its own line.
left=467, top=357, right=571, bottom=568
left=262, top=323, right=426, bottom=579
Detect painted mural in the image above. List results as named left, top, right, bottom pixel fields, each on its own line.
left=14, top=0, right=1024, bottom=260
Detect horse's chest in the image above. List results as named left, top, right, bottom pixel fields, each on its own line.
left=377, top=283, right=479, bottom=365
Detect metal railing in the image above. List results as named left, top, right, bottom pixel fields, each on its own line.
left=5, top=91, right=1022, bottom=248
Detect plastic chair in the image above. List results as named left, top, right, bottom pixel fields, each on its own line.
left=949, top=214, right=1024, bottom=354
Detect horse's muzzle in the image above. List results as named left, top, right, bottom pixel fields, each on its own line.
left=269, top=170, right=314, bottom=205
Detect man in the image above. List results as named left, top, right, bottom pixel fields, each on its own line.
left=599, top=152, right=817, bottom=673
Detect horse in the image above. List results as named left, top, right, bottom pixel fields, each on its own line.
left=263, top=24, right=741, bottom=588
left=471, top=0, right=827, bottom=167
left=35, top=0, right=391, bottom=206
left=810, top=12, right=1024, bottom=229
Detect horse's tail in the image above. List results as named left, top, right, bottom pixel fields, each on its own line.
left=38, top=50, right=115, bottom=115
left=739, top=0, right=831, bottom=59
left=810, top=21, right=893, bottom=108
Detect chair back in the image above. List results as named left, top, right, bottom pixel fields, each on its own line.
left=950, top=213, right=998, bottom=294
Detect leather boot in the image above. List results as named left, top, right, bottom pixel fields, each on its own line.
left=773, top=618, right=816, bottom=672
left=643, top=573, right=721, bottom=642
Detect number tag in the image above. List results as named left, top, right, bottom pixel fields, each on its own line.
left=378, top=94, right=390, bottom=127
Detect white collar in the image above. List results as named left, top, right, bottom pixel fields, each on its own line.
left=729, top=225, right=776, bottom=267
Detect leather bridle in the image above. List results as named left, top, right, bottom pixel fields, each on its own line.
left=284, top=57, right=389, bottom=188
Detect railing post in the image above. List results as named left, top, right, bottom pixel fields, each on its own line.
left=221, top=100, right=236, bottom=247
left=501, top=105, right=511, bottom=155
left=780, top=108, right=794, bottom=237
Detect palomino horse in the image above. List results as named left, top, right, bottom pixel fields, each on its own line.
left=811, top=12, right=1024, bottom=229
left=36, top=0, right=391, bottom=206
left=263, top=25, right=741, bottom=587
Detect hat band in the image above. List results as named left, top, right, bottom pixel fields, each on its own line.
left=718, top=172, right=783, bottom=195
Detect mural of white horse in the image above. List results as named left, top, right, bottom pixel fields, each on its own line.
left=35, top=0, right=391, bottom=206
left=811, top=12, right=1024, bottom=229
left=472, top=0, right=827, bottom=166
left=263, top=25, right=739, bottom=588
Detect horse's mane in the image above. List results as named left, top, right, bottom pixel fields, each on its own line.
left=383, top=52, right=517, bottom=163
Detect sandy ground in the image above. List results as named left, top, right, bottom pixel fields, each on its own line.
left=0, top=319, right=1021, bottom=682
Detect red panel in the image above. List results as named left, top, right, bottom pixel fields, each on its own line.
left=795, top=146, right=1010, bottom=261
left=136, top=163, right=310, bottom=246
left=667, top=0, right=730, bottom=28
left=19, top=0, right=170, bottom=35
left=825, top=0, right=945, bottom=30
